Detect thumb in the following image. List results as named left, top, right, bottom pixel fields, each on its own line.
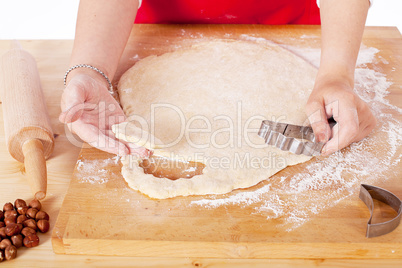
left=59, top=80, right=86, bottom=123
left=305, top=100, right=331, bottom=143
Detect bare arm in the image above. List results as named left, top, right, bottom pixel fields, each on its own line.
left=319, top=0, right=369, bottom=86
left=306, top=0, right=376, bottom=155
left=69, top=0, right=139, bottom=81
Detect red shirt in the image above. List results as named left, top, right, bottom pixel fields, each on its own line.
left=135, top=0, right=320, bottom=25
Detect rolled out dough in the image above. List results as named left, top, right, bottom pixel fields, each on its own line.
left=114, top=40, right=316, bottom=199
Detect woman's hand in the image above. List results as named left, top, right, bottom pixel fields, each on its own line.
left=58, top=0, right=142, bottom=156
left=309, top=0, right=373, bottom=155
left=305, top=78, right=376, bottom=156
left=59, top=71, right=149, bottom=157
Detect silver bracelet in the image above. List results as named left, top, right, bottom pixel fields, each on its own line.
left=63, top=64, right=114, bottom=94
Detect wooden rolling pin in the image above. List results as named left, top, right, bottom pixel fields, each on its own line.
left=0, top=41, right=54, bottom=200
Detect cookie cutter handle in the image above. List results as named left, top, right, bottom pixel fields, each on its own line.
left=359, top=184, right=402, bottom=238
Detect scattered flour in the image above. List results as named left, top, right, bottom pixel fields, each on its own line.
left=240, top=34, right=272, bottom=44
left=191, top=36, right=402, bottom=231
left=192, top=184, right=272, bottom=208
left=78, top=35, right=400, bottom=232
left=76, top=158, right=116, bottom=184
left=190, top=33, right=205, bottom=39
left=240, top=34, right=381, bottom=70
left=356, top=46, right=379, bottom=66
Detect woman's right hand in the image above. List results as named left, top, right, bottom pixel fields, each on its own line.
left=59, top=70, right=150, bottom=157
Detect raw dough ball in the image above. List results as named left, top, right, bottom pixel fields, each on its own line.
left=115, top=40, right=316, bottom=199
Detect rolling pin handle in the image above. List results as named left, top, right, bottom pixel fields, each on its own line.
left=22, top=139, right=47, bottom=200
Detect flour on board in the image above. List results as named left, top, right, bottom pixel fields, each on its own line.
left=75, top=158, right=117, bottom=185
left=75, top=36, right=400, bottom=231
left=191, top=36, right=401, bottom=231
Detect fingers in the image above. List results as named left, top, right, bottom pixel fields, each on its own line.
left=125, top=141, right=153, bottom=158
left=105, top=129, right=151, bottom=157
left=307, top=95, right=360, bottom=156
left=306, top=99, right=332, bottom=143
left=69, top=121, right=128, bottom=155
left=90, top=130, right=129, bottom=156
left=354, top=102, right=377, bottom=142
left=321, top=105, right=359, bottom=156
left=306, top=78, right=378, bottom=156
left=68, top=121, right=151, bottom=157
left=59, top=75, right=150, bottom=157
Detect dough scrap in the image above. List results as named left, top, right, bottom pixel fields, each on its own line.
left=115, top=40, right=316, bottom=199
left=112, top=121, right=188, bottom=160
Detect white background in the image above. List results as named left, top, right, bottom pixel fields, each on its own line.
left=0, top=0, right=401, bottom=39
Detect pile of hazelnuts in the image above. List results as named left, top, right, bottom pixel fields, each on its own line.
left=0, top=199, right=50, bottom=262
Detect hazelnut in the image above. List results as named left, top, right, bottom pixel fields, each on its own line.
left=11, top=234, right=23, bottom=248
left=28, top=199, right=41, bottom=211
left=21, top=227, right=36, bottom=237
left=37, top=220, right=50, bottom=233
left=23, top=219, right=37, bottom=231
left=4, top=216, right=16, bottom=225
left=4, top=210, right=18, bottom=218
left=35, top=211, right=49, bottom=221
left=3, top=203, right=13, bottom=212
left=14, top=199, right=27, bottom=209
left=17, top=206, right=28, bottom=215
left=23, top=234, right=39, bottom=248
left=0, top=210, right=3, bottom=221
left=16, top=215, right=27, bottom=224
left=5, top=223, right=22, bottom=236
left=0, top=250, right=4, bottom=262
left=0, top=227, right=6, bottom=239
left=0, top=239, right=11, bottom=250
left=4, top=245, right=17, bottom=260
left=26, top=208, right=38, bottom=219
left=0, top=222, right=4, bottom=228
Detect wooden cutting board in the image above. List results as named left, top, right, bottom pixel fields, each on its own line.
left=52, top=25, right=402, bottom=258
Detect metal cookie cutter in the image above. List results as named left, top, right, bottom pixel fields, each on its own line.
left=258, top=120, right=325, bottom=156
left=359, top=184, right=402, bottom=238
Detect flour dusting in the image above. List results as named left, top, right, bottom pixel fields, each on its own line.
left=192, top=184, right=272, bottom=208
left=76, top=158, right=116, bottom=184
left=191, top=36, right=401, bottom=231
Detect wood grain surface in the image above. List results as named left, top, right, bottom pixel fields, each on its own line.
left=53, top=25, right=402, bottom=259
left=0, top=25, right=401, bottom=267
left=0, top=41, right=54, bottom=200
